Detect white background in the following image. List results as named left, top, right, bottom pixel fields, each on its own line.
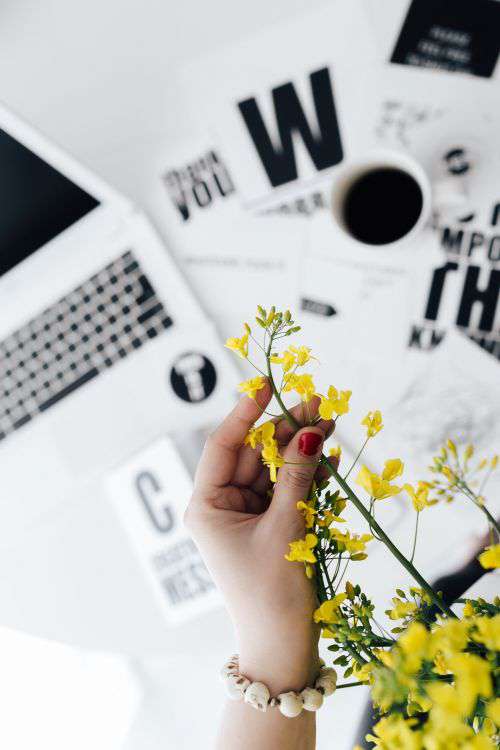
left=0, top=2, right=498, bottom=749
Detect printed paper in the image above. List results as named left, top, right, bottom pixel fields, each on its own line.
left=106, top=437, right=221, bottom=625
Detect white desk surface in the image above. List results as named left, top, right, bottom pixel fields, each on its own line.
left=1, top=3, right=498, bottom=749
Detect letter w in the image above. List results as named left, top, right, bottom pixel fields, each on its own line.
left=237, top=67, right=343, bottom=188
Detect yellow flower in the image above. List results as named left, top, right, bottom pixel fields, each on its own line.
left=478, top=544, right=500, bottom=570
left=448, top=653, right=492, bottom=715
left=330, top=527, right=373, bottom=557
left=270, top=349, right=295, bottom=372
left=362, top=410, right=383, bottom=437
left=318, top=386, right=352, bottom=419
left=398, top=621, right=428, bottom=655
left=446, top=438, right=457, bottom=457
left=354, top=662, right=374, bottom=684
left=283, top=373, right=316, bottom=402
left=244, top=421, right=275, bottom=449
left=305, top=564, right=315, bottom=579
left=329, top=444, right=342, bottom=461
left=382, top=459, right=404, bottom=481
left=433, top=651, right=450, bottom=676
left=462, top=600, right=474, bottom=618
left=313, top=593, right=348, bottom=623
left=442, top=465, right=456, bottom=482
left=486, top=697, right=500, bottom=727
left=225, top=329, right=249, bottom=359
left=366, top=715, right=421, bottom=750
left=237, top=376, right=266, bottom=400
left=425, top=681, right=464, bottom=717
left=270, top=345, right=314, bottom=372
left=404, top=481, right=435, bottom=511
left=471, top=615, right=500, bottom=651
left=290, top=346, right=312, bottom=366
left=398, top=622, right=429, bottom=672
left=428, top=619, right=469, bottom=659
left=261, top=439, right=284, bottom=482
left=375, top=649, right=395, bottom=669
left=464, top=444, right=474, bottom=461
left=297, top=500, right=317, bottom=528
left=492, top=454, right=499, bottom=469
left=408, top=689, right=433, bottom=715
left=355, top=466, right=402, bottom=500
left=387, top=597, right=418, bottom=621
left=317, top=510, right=346, bottom=527
left=285, top=533, right=318, bottom=563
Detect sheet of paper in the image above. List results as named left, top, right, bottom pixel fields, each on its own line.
left=300, top=209, right=425, bottom=372
left=170, top=213, right=304, bottom=341
left=159, top=144, right=306, bottom=339
left=181, top=2, right=380, bottom=215
left=371, top=69, right=500, bottom=364
left=106, top=436, right=222, bottom=625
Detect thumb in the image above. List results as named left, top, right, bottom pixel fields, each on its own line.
left=269, top=426, right=325, bottom=521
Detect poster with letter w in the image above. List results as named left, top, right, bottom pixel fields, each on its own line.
left=181, top=2, right=380, bottom=215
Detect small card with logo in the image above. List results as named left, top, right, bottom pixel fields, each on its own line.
left=180, top=2, right=379, bottom=215
left=106, top=436, right=222, bottom=625
left=390, top=0, right=500, bottom=79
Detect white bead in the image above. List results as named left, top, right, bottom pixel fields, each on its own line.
left=300, top=687, right=324, bottom=712
left=225, top=673, right=250, bottom=700
left=278, top=691, right=303, bottom=718
left=220, top=663, right=239, bottom=681
left=244, top=682, right=270, bottom=712
left=320, top=667, right=337, bottom=679
left=315, top=667, right=337, bottom=697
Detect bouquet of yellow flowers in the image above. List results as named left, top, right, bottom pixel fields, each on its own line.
left=226, top=306, right=500, bottom=750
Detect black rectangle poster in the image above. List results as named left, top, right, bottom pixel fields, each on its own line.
left=391, top=0, right=500, bottom=78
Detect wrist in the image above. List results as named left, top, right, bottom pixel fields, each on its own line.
left=237, top=621, right=320, bottom=694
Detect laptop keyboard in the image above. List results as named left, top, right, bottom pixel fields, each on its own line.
left=0, top=251, right=173, bottom=443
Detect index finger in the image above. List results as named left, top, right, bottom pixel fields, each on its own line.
left=194, top=380, right=272, bottom=491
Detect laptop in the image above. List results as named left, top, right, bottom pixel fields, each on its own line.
left=0, top=103, right=237, bottom=653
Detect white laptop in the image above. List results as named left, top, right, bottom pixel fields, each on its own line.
left=0, top=103, right=238, bottom=653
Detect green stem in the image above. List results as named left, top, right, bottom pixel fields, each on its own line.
left=452, top=479, right=500, bottom=537
left=321, top=459, right=457, bottom=620
left=336, top=681, right=364, bottom=689
left=345, top=644, right=367, bottom=666
left=410, top=511, right=420, bottom=564
left=264, top=346, right=456, bottom=620
left=344, top=437, right=369, bottom=480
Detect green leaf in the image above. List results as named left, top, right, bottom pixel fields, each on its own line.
left=334, top=655, right=348, bottom=666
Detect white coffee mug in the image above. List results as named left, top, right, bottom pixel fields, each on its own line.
left=330, top=149, right=432, bottom=250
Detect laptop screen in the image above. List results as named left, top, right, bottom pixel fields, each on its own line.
left=0, top=128, right=100, bottom=277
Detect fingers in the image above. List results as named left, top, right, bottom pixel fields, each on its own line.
left=314, top=455, right=339, bottom=484
left=273, top=395, right=334, bottom=446
left=233, top=395, right=333, bottom=491
left=248, top=399, right=334, bottom=496
left=268, top=425, right=326, bottom=522
left=194, top=381, right=272, bottom=493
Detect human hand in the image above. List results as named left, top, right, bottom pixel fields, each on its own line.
left=184, top=382, right=334, bottom=693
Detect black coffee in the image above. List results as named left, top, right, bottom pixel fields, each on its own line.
left=342, top=167, right=423, bottom=245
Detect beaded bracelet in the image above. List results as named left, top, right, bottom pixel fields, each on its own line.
left=220, top=655, right=337, bottom=718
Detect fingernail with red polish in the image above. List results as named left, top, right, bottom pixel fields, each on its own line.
left=298, top=432, right=323, bottom=456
